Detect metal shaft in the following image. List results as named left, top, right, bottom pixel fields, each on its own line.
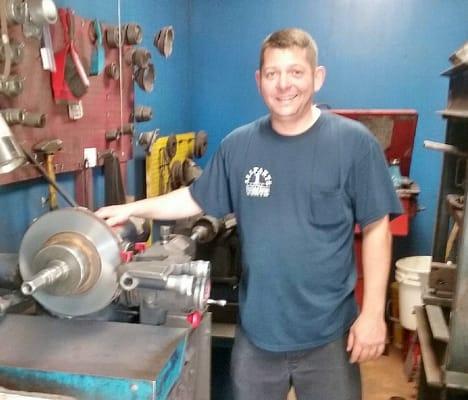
left=190, top=225, right=208, bottom=242
left=21, top=261, right=70, bottom=295
left=424, top=140, right=468, bottom=158
left=120, top=270, right=196, bottom=296
left=207, top=299, right=227, bottom=306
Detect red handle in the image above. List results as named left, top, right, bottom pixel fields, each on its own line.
left=186, top=311, right=203, bottom=328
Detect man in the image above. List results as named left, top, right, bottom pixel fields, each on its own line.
left=96, top=28, right=401, bottom=399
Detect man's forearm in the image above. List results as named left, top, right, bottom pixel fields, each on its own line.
left=125, top=187, right=203, bottom=220
left=360, top=216, right=392, bottom=318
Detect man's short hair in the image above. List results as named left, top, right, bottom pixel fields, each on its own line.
left=259, top=28, right=318, bottom=69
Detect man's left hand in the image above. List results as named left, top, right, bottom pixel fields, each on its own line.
left=346, top=313, right=386, bottom=363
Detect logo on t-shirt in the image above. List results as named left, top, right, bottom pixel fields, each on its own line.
left=245, top=166, right=272, bottom=197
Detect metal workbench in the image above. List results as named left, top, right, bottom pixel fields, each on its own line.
left=417, top=50, right=468, bottom=399
left=0, top=313, right=211, bottom=399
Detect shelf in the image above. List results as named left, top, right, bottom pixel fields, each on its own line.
left=415, top=306, right=443, bottom=388
left=425, top=304, right=449, bottom=343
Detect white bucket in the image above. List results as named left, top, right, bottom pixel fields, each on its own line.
left=395, top=256, right=432, bottom=330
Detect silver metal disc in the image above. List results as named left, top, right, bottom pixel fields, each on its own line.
left=19, top=208, right=121, bottom=317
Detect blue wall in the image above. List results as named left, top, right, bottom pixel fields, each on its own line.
left=121, top=0, right=192, bottom=199
left=189, top=0, right=468, bottom=256
left=0, top=0, right=467, bottom=256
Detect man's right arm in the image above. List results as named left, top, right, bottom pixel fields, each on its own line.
left=95, top=187, right=203, bottom=226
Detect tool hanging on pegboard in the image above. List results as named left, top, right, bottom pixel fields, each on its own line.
left=89, top=19, right=104, bottom=76
left=132, top=105, right=152, bottom=122
left=51, top=8, right=89, bottom=102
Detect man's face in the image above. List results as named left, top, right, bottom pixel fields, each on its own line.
left=256, top=47, right=324, bottom=125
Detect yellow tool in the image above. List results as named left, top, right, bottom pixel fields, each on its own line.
left=146, top=132, right=196, bottom=198
left=145, top=132, right=196, bottom=243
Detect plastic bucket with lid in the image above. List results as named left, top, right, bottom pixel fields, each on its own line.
left=395, top=256, right=431, bottom=330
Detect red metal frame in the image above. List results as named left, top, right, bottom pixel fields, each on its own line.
left=332, top=109, right=418, bottom=177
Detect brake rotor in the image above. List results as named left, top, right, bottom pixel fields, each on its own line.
left=19, top=208, right=121, bottom=317
left=134, top=63, right=155, bottom=92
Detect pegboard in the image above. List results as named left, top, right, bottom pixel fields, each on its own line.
left=0, top=8, right=135, bottom=186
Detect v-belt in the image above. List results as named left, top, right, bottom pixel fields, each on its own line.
left=51, top=8, right=89, bottom=102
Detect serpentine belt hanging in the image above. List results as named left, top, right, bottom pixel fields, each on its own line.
left=0, top=0, right=12, bottom=79
left=103, top=151, right=126, bottom=206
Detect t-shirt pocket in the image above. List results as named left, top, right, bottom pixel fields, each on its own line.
left=310, top=189, right=346, bottom=226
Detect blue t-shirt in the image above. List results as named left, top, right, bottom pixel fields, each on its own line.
left=190, top=111, right=402, bottom=351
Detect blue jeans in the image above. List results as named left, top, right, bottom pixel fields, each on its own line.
left=230, top=327, right=361, bottom=400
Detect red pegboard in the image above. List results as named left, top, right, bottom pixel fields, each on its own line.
left=0, top=9, right=135, bottom=186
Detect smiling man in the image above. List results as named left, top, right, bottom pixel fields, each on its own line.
left=255, top=34, right=325, bottom=135
left=96, top=28, right=402, bottom=400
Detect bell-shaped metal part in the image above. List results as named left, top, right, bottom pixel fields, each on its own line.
left=6, top=0, right=27, bottom=25
left=154, top=26, right=174, bottom=58
left=0, top=114, right=26, bottom=174
left=133, top=105, right=153, bottom=122
left=134, top=63, right=155, bottom=92
left=0, top=76, right=24, bottom=97
left=26, top=0, right=57, bottom=25
left=124, top=23, right=142, bottom=45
